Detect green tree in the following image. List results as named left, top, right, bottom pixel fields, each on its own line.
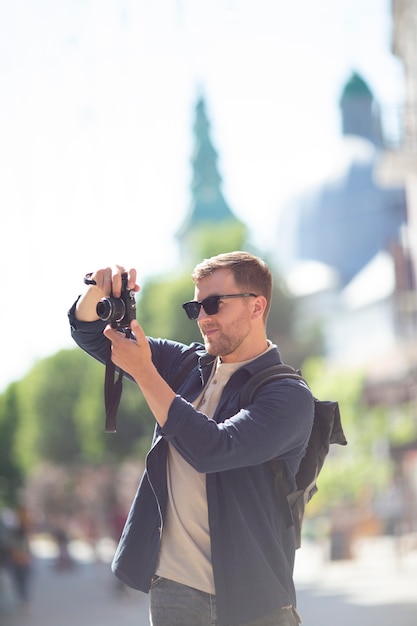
left=11, top=347, right=155, bottom=469
left=14, top=349, right=92, bottom=468
left=0, top=383, right=23, bottom=505
left=182, top=221, right=248, bottom=269
left=3, top=239, right=322, bottom=489
left=299, top=357, right=416, bottom=518
left=138, top=273, right=201, bottom=345
left=72, top=353, right=107, bottom=460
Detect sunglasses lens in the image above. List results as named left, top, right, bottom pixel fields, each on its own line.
left=202, top=296, right=220, bottom=315
left=182, top=302, right=201, bottom=320
left=182, top=296, right=222, bottom=319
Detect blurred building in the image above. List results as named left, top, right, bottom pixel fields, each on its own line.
left=276, top=71, right=409, bottom=366
left=276, top=3, right=417, bottom=532
left=376, top=0, right=417, bottom=348
left=373, top=0, right=417, bottom=534
left=280, top=73, right=406, bottom=287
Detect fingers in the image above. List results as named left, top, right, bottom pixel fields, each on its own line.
left=111, top=266, right=138, bottom=297
left=103, top=324, right=119, bottom=342
left=103, top=319, right=143, bottom=346
left=84, top=267, right=112, bottom=295
left=111, top=267, right=124, bottom=298
left=86, top=266, right=139, bottom=297
left=130, top=318, right=143, bottom=338
left=103, top=319, right=150, bottom=380
left=127, top=268, right=139, bottom=292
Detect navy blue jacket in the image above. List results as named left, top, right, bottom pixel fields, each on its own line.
left=68, top=302, right=314, bottom=626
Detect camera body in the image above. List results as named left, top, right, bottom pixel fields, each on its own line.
left=96, top=273, right=136, bottom=329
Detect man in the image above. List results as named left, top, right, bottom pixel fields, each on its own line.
left=68, top=251, right=314, bottom=626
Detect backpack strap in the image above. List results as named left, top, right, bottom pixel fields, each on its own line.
left=239, top=364, right=305, bottom=408
left=239, top=364, right=307, bottom=539
left=239, top=363, right=346, bottom=549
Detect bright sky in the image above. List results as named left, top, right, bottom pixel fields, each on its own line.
left=0, top=0, right=404, bottom=391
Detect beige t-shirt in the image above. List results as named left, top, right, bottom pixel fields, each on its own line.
left=155, top=358, right=245, bottom=593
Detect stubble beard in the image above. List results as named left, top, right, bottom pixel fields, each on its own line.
left=200, top=317, right=251, bottom=358
left=204, top=332, right=235, bottom=357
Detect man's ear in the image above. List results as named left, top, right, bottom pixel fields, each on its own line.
left=252, top=296, right=267, bottom=319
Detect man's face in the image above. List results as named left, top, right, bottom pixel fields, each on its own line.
left=194, top=269, right=255, bottom=363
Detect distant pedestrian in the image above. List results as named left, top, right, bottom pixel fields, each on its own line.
left=52, top=525, right=73, bottom=570
left=8, top=523, right=32, bottom=603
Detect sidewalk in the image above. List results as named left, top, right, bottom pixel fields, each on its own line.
left=294, top=535, right=417, bottom=606
left=1, top=534, right=416, bottom=626
left=0, top=560, right=150, bottom=626
left=0, top=535, right=150, bottom=626
left=295, top=535, right=417, bottom=625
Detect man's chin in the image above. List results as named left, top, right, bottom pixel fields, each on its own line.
left=204, top=340, right=219, bottom=356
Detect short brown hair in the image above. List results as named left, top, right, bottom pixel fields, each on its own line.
left=191, top=251, right=273, bottom=320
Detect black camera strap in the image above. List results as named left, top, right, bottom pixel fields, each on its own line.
left=104, top=351, right=123, bottom=433
left=83, top=272, right=134, bottom=432
left=104, top=328, right=131, bottom=433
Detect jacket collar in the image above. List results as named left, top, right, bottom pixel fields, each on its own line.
left=197, top=343, right=282, bottom=385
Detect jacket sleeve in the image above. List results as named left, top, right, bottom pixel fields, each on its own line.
left=158, top=377, right=314, bottom=475
left=68, top=299, right=110, bottom=364
left=68, top=298, right=204, bottom=391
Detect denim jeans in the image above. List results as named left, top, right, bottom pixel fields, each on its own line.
left=149, top=576, right=302, bottom=626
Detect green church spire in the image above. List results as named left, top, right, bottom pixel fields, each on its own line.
left=177, top=96, right=241, bottom=246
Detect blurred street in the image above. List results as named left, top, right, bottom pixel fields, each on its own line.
left=0, top=535, right=416, bottom=626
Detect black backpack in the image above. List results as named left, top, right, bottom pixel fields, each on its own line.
left=116, top=354, right=346, bottom=548
left=239, top=364, right=347, bottom=548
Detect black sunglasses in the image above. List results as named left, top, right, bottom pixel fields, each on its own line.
left=182, top=293, right=258, bottom=320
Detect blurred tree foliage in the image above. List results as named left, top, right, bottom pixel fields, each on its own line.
left=138, top=272, right=201, bottom=346
left=0, top=246, right=317, bottom=506
left=7, top=348, right=154, bottom=475
left=0, top=383, right=23, bottom=506
left=1, top=240, right=409, bottom=521
left=181, top=221, right=248, bottom=268
left=300, top=357, right=416, bottom=519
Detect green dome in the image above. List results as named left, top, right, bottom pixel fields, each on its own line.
left=340, top=72, right=373, bottom=102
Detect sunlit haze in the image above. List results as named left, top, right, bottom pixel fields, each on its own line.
left=0, top=0, right=404, bottom=391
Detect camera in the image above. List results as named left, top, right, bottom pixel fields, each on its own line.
left=96, top=272, right=136, bottom=329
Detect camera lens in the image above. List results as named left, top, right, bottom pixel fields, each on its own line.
left=96, top=297, right=126, bottom=323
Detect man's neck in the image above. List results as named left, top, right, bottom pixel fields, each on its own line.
left=220, top=337, right=269, bottom=364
